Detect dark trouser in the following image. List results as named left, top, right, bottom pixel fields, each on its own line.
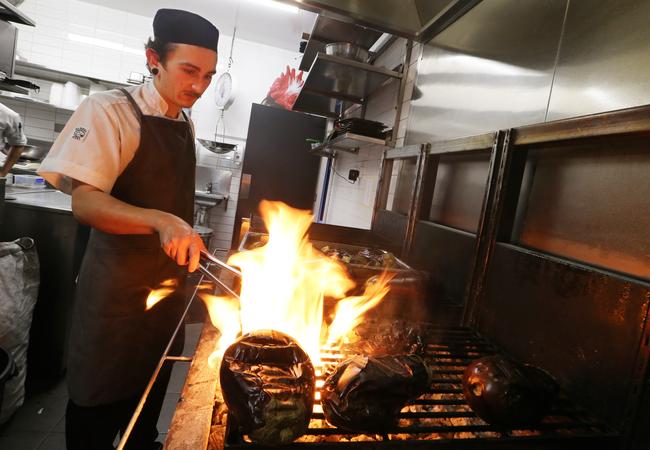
left=65, top=362, right=172, bottom=450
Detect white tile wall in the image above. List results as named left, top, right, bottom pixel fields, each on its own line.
left=322, top=40, right=423, bottom=229
left=8, top=0, right=304, bottom=253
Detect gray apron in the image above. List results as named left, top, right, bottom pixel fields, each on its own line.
left=67, top=88, right=195, bottom=406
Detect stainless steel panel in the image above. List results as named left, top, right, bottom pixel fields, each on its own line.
left=282, top=0, right=481, bottom=42
left=407, top=0, right=567, bottom=143
left=513, top=140, right=650, bottom=281
left=547, top=0, right=650, bottom=121
left=429, top=152, right=491, bottom=233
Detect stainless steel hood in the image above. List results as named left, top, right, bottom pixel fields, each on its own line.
left=279, top=0, right=482, bottom=43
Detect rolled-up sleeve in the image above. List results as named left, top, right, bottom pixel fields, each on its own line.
left=38, top=96, right=121, bottom=194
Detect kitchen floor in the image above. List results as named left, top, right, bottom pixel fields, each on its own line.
left=0, top=321, right=204, bottom=450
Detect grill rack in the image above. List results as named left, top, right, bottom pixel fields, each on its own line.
left=224, top=327, right=620, bottom=449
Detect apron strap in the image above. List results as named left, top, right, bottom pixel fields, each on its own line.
left=118, top=88, right=143, bottom=124
left=180, top=109, right=195, bottom=139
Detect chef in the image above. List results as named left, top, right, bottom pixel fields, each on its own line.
left=0, top=102, right=28, bottom=177
left=38, top=9, right=219, bottom=450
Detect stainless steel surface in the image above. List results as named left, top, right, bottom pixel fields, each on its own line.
left=195, top=166, right=232, bottom=197
left=429, top=151, right=492, bottom=234
left=196, top=138, right=236, bottom=155
left=310, top=132, right=385, bottom=157
left=292, top=53, right=401, bottom=117
left=546, top=0, right=650, bottom=121
left=407, top=0, right=567, bottom=143
left=4, top=187, right=71, bottom=212
left=299, top=15, right=382, bottom=71
left=281, top=0, right=481, bottom=43
left=324, top=42, right=369, bottom=62
left=2, top=143, right=47, bottom=161
left=0, top=0, right=35, bottom=26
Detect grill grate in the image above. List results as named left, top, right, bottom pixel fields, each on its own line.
left=224, top=327, right=619, bottom=449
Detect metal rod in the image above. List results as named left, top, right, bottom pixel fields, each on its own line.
left=116, top=270, right=206, bottom=450
left=200, top=249, right=242, bottom=278
left=198, top=263, right=241, bottom=300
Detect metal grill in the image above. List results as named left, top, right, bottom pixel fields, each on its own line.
left=224, top=327, right=619, bottom=449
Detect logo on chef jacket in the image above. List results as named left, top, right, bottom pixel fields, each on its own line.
left=72, top=127, right=89, bottom=142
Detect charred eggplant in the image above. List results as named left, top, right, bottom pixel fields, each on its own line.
left=321, top=354, right=431, bottom=432
left=462, top=355, right=559, bottom=427
left=219, top=330, right=316, bottom=445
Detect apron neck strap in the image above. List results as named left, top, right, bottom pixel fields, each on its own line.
left=119, top=88, right=143, bottom=123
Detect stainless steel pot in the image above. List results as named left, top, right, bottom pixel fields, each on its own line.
left=324, top=42, right=370, bottom=63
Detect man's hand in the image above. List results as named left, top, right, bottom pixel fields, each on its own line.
left=154, top=212, right=206, bottom=272
left=71, top=180, right=206, bottom=272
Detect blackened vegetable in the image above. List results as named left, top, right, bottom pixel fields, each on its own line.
left=321, top=354, right=431, bottom=432
left=219, top=330, right=316, bottom=445
left=462, top=355, right=559, bottom=427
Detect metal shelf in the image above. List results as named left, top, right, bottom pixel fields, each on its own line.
left=293, top=53, right=401, bottom=118
left=299, top=15, right=382, bottom=71
left=14, top=61, right=129, bottom=91
left=0, top=92, right=76, bottom=114
left=309, top=132, right=388, bottom=158
left=0, top=0, right=35, bottom=26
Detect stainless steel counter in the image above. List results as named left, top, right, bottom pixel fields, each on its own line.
left=4, top=186, right=72, bottom=213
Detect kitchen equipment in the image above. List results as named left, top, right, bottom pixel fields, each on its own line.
left=2, top=143, right=47, bottom=161
left=324, top=42, right=370, bottom=62
left=48, top=82, right=64, bottom=106
left=196, top=138, right=237, bottom=155
left=61, top=81, right=81, bottom=109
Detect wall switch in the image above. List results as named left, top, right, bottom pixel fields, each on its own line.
left=348, top=169, right=360, bottom=182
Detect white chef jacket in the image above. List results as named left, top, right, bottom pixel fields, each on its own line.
left=0, top=102, right=28, bottom=147
left=38, top=81, right=194, bottom=194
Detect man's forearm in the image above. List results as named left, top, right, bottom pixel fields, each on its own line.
left=0, top=145, right=25, bottom=177
left=71, top=186, right=166, bottom=235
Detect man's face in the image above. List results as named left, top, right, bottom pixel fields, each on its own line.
left=151, top=43, right=218, bottom=109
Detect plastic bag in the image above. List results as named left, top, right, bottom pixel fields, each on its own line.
left=220, top=330, right=315, bottom=445
left=0, top=238, right=39, bottom=424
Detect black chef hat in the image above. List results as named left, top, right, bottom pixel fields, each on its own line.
left=153, top=9, right=219, bottom=52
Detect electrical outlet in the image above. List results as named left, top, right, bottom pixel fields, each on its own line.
left=348, top=169, right=360, bottom=182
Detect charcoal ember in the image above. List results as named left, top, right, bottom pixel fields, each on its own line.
left=462, top=355, right=559, bottom=427
left=219, top=330, right=316, bottom=445
left=341, top=320, right=426, bottom=356
left=321, top=354, right=432, bottom=432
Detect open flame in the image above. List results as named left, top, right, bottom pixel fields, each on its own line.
left=202, top=200, right=393, bottom=367
left=145, top=278, right=178, bottom=310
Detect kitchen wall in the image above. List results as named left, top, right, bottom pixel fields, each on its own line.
left=320, top=38, right=420, bottom=229
left=407, top=0, right=650, bottom=143
left=8, top=0, right=303, bottom=254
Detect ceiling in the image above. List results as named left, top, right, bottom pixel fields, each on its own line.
left=83, top=0, right=317, bottom=52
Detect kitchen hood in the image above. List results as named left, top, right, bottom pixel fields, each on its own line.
left=278, top=0, right=481, bottom=43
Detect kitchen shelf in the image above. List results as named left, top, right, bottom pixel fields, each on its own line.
left=0, top=0, right=35, bottom=26
left=14, top=61, right=129, bottom=91
left=0, top=92, right=76, bottom=114
left=299, top=16, right=382, bottom=72
left=293, top=53, right=401, bottom=118
left=309, top=132, right=388, bottom=158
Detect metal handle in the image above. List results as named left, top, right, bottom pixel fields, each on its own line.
left=200, top=250, right=242, bottom=279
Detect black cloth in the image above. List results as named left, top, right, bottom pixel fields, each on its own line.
left=65, top=88, right=196, bottom=449
left=65, top=362, right=172, bottom=450
left=154, top=8, right=219, bottom=51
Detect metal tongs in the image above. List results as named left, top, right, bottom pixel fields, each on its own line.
left=198, top=249, right=242, bottom=299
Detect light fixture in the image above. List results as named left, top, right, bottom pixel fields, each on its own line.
left=67, top=33, right=142, bottom=56
left=246, top=0, right=299, bottom=14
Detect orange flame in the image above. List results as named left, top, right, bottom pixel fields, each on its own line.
left=200, top=293, right=241, bottom=367
left=201, top=200, right=393, bottom=367
left=145, top=278, right=177, bottom=310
